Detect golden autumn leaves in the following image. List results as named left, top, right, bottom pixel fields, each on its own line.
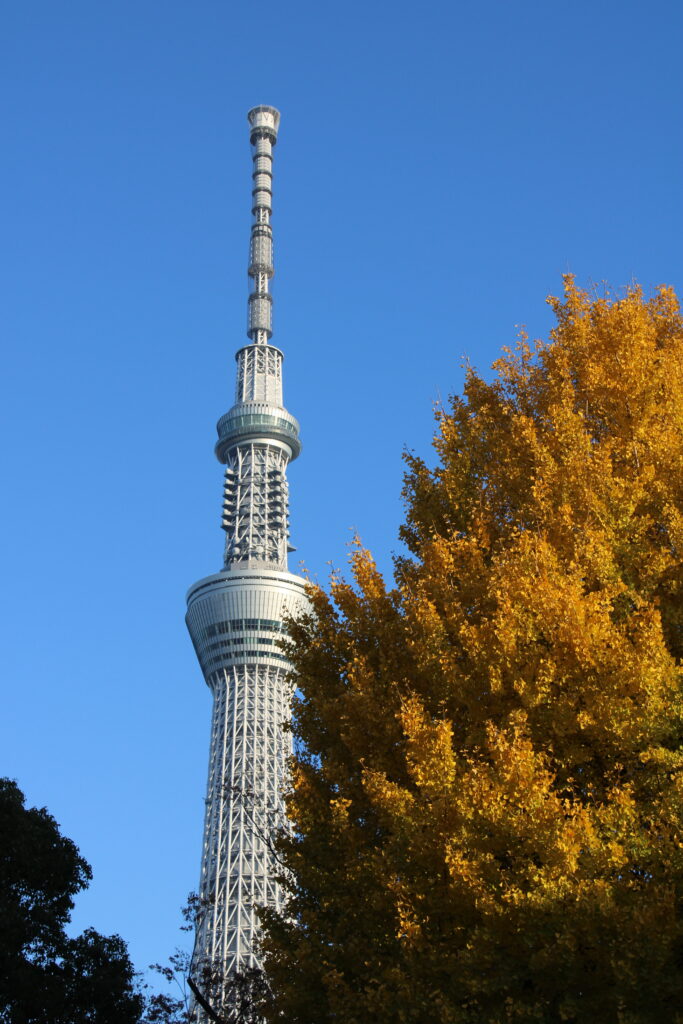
left=261, top=281, right=683, bottom=1023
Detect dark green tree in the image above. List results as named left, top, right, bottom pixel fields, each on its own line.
left=0, top=777, right=144, bottom=1024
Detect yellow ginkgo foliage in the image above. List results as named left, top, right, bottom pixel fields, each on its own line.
left=261, top=280, right=683, bottom=1024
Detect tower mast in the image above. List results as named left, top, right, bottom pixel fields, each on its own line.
left=186, top=106, right=307, bottom=1006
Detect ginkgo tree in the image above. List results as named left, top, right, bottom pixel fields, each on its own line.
left=261, top=279, right=683, bottom=1024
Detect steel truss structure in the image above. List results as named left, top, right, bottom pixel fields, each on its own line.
left=186, top=106, right=308, bottom=1005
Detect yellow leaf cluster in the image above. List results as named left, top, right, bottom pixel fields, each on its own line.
left=261, top=281, right=683, bottom=1024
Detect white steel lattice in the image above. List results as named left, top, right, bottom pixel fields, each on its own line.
left=196, top=663, right=291, bottom=970
left=235, top=345, right=283, bottom=405
left=222, top=444, right=290, bottom=570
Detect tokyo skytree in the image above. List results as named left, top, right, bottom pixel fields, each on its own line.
left=185, top=106, right=308, bottom=996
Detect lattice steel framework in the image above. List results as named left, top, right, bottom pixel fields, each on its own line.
left=186, top=106, right=308, bottom=1001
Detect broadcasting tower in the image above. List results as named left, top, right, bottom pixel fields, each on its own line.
left=186, top=106, right=308, bottom=992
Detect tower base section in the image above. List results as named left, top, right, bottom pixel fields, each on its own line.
left=186, top=569, right=309, bottom=994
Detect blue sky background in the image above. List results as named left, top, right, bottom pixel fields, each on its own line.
left=2, top=0, right=681, bottom=989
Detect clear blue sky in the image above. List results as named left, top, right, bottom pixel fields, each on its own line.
left=2, top=0, right=681, bottom=988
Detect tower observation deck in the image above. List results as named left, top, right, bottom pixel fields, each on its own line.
left=186, top=106, right=308, bottom=1001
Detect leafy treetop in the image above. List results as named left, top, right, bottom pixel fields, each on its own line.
left=261, top=280, right=683, bottom=1024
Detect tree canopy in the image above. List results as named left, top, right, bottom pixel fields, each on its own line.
left=0, top=777, right=144, bottom=1024
left=261, top=280, right=683, bottom=1023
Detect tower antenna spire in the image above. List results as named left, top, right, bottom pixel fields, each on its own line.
left=246, top=105, right=280, bottom=346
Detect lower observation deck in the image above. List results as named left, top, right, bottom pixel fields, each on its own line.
left=186, top=568, right=309, bottom=681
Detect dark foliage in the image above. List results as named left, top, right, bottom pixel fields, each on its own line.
left=0, top=777, right=143, bottom=1024
left=146, top=941, right=269, bottom=1023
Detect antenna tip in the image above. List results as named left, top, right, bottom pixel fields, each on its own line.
left=247, top=106, right=281, bottom=139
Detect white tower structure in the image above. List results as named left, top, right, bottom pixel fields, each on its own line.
left=186, top=106, right=308, bottom=993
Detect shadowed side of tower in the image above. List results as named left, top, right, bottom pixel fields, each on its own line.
left=185, top=106, right=308, bottom=1010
